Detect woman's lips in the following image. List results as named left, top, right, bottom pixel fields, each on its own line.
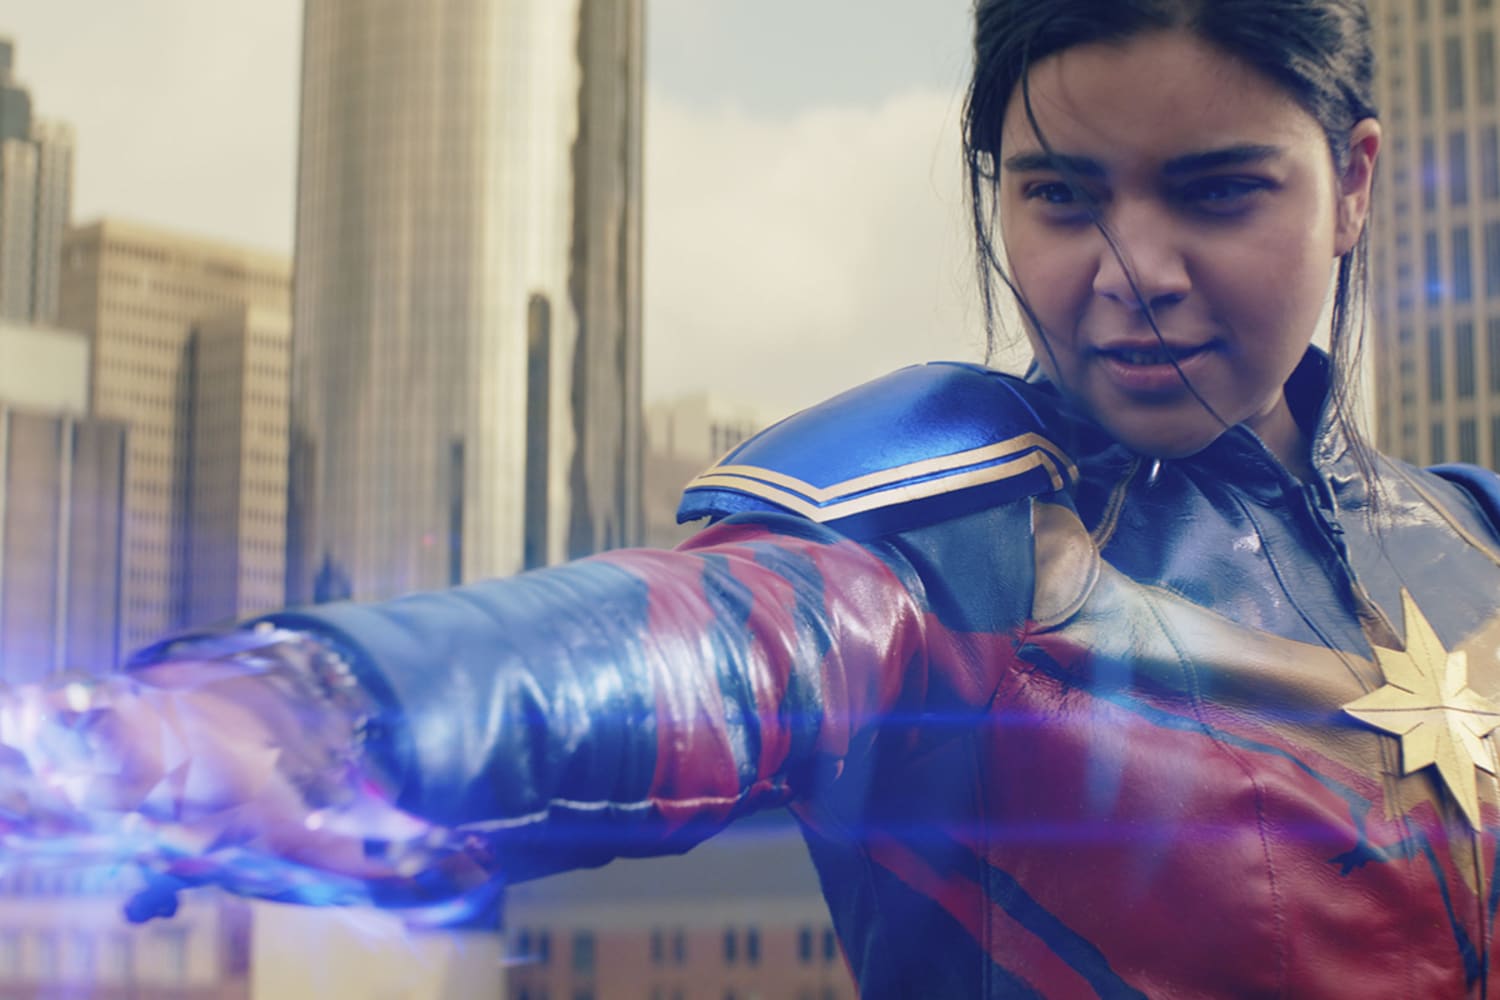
left=1092, top=341, right=1217, bottom=395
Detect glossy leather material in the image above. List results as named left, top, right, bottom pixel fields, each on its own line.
left=678, top=361, right=1076, bottom=539
left=271, top=349, right=1500, bottom=997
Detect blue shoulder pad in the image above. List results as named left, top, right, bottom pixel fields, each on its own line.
left=677, top=361, right=1076, bottom=539
left=1430, top=462, right=1500, bottom=534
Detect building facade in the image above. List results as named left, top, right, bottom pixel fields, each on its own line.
left=56, top=219, right=292, bottom=651
left=643, top=395, right=765, bottom=549
left=186, top=304, right=291, bottom=628
left=288, top=0, right=644, bottom=604
left=0, top=38, right=73, bottom=327
left=0, top=869, right=249, bottom=1000
left=0, top=320, right=125, bottom=679
left=1369, top=0, right=1500, bottom=466
left=504, top=815, right=855, bottom=1000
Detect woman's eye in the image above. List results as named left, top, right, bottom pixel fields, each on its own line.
left=1024, top=181, right=1089, bottom=205
left=1178, top=176, right=1268, bottom=211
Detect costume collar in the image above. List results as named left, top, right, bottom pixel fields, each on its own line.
left=1023, top=347, right=1367, bottom=505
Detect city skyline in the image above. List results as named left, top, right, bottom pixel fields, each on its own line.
left=2, top=1, right=990, bottom=423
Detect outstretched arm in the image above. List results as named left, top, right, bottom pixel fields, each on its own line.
left=0, top=511, right=971, bottom=919
left=264, top=513, right=936, bottom=875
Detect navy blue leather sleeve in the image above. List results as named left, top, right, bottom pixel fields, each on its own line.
left=258, top=513, right=1003, bottom=877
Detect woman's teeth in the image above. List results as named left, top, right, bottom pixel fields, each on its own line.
left=1109, top=345, right=1202, bottom=366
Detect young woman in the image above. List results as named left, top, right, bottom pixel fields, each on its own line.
left=6, top=1, right=1499, bottom=995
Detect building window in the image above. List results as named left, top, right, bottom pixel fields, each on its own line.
left=1423, top=137, right=1439, bottom=211
left=673, top=930, right=686, bottom=964
left=1430, top=325, right=1446, bottom=401
left=1490, top=319, right=1500, bottom=393
left=1426, top=230, right=1442, bottom=304
left=1453, top=226, right=1474, bottom=302
left=1461, top=418, right=1479, bottom=463
left=1488, top=222, right=1500, bottom=296
left=747, top=928, right=760, bottom=965
left=0, top=931, right=19, bottom=977
left=1458, top=321, right=1476, bottom=397
left=823, top=928, right=839, bottom=962
left=1432, top=423, right=1448, bottom=463
left=572, top=932, right=594, bottom=975
left=724, top=929, right=738, bottom=964
left=1481, top=31, right=1497, bottom=106
left=1451, top=131, right=1470, bottom=206
left=1492, top=416, right=1500, bottom=469
left=798, top=927, right=814, bottom=964
left=1420, top=41, right=1434, bottom=114
left=1447, top=36, right=1466, bottom=111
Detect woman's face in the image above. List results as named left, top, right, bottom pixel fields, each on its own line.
left=998, top=29, right=1379, bottom=467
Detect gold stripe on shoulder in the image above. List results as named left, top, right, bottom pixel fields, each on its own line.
left=683, top=433, right=1075, bottom=523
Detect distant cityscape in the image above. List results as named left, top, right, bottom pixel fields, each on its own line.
left=0, top=0, right=1492, bottom=997
left=0, top=1, right=839, bottom=996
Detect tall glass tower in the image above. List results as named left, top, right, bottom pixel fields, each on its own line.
left=289, top=0, right=644, bottom=604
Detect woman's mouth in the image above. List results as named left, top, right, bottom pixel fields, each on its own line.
left=1093, top=341, right=1217, bottom=396
left=1098, top=342, right=1212, bottom=366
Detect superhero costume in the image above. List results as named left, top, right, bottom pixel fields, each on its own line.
left=257, top=348, right=1500, bottom=998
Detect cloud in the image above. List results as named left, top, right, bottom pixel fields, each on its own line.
left=7, top=0, right=301, bottom=254
left=643, top=86, right=1028, bottom=423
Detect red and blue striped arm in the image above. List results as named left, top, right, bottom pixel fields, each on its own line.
left=263, top=508, right=1032, bottom=881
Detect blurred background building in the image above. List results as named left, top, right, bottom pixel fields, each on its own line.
left=286, top=0, right=644, bottom=605
left=643, top=393, right=764, bottom=548
left=1369, top=0, right=1500, bottom=467
left=0, top=38, right=71, bottom=327
left=57, top=219, right=292, bottom=651
left=0, top=320, right=124, bottom=682
left=504, top=814, right=854, bottom=1000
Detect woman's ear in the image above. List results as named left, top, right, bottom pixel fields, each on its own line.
left=1334, top=118, right=1381, bottom=256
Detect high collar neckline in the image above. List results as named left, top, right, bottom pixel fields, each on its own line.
left=1024, top=347, right=1365, bottom=503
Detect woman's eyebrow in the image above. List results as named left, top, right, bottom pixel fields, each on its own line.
left=1001, top=144, right=1284, bottom=177
left=1001, top=151, right=1104, bottom=176
left=1161, top=144, right=1283, bottom=175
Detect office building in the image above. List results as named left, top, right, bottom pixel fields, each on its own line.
left=288, top=0, right=644, bottom=603
left=0, top=868, right=249, bottom=1000
left=0, top=320, right=125, bottom=678
left=57, top=218, right=292, bottom=651
left=643, top=394, right=765, bottom=548
left=504, top=814, right=854, bottom=1000
left=186, top=303, right=291, bottom=627
left=1369, top=0, right=1500, bottom=466
left=0, top=38, right=73, bottom=326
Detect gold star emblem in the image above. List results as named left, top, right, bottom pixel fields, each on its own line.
left=1343, top=590, right=1500, bottom=830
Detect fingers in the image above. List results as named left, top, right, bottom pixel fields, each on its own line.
left=122, top=872, right=190, bottom=924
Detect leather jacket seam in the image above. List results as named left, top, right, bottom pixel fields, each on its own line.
left=1137, top=586, right=1290, bottom=992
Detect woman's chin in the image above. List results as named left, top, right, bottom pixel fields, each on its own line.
left=1099, top=419, right=1223, bottom=462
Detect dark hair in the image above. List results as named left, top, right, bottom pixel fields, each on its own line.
left=962, top=0, right=1379, bottom=478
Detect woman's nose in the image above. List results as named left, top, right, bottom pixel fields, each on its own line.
left=1091, top=206, right=1190, bottom=312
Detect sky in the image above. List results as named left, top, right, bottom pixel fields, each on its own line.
left=3, top=0, right=1016, bottom=423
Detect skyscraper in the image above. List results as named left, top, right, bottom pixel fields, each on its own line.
left=0, top=38, right=72, bottom=326
left=288, top=0, right=644, bottom=604
left=57, top=219, right=292, bottom=652
left=1369, top=0, right=1500, bottom=467
left=0, top=320, right=125, bottom=679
